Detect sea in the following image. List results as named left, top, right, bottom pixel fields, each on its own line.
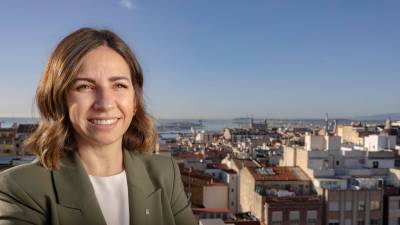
left=1, top=117, right=384, bottom=140
left=0, top=117, right=240, bottom=139
left=0, top=117, right=40, bottom=126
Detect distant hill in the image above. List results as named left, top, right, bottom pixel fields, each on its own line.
left=352, top=113, right=400, bottom=121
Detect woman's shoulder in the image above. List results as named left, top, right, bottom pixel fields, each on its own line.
left=0, top=161, right=49, bottom=223
left=133, top=152, right=176, bottom=167
left=1, top=159, right=50, bottom=180
left=0, top=159, right=53, bottom=198
left=126, top=151, right=182, bottom=186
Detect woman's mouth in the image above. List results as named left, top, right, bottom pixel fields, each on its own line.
left=89, top=118, right=118, bottom=125
left=88, top=118, right=120, bottom=129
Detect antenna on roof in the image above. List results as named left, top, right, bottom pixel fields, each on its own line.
left=333, top=119, right=337, bottom=135
left=385, top=117, right=392, bottom=130
left=324, top=113, right=329, bottom=135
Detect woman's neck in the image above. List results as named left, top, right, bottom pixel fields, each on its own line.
left=77, top=141, right=124, bottom=177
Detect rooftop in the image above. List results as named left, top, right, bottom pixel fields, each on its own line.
left=233, top=159, right=259, bottom=170
left=207, top=163, right=237, bottom=174
left=265, top=195, right=322, bottom=204
left=247, top=166, right=310, bottom=182
left=181, top=169, right=226, bottom=186
left=192, top=208, right=230, bottom=213
left=16, top=124, right=38, bottom=133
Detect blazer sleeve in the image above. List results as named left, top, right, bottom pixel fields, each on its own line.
left=0, top=173, right=47, bottom=225
left=170, top=158, right=198, bottom=225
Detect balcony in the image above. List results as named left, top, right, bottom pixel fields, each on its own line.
left=313, top=169, right=335, bottom=177
left=289, top=220, right=300, bottom=225
left=308, top=150, right=329, bottom=158
left=347, top=168, right=388, bottom=176
left=307, top=218, right=318, bottom=225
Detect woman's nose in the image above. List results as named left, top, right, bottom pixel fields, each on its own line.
left=93, top=88, right=115, bottom=111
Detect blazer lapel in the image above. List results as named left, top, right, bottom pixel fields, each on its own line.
left=123, top=150, right=163, bottom=225
left=52, top=151, right=107, bottom=225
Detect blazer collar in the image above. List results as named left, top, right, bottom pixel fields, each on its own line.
left=52, top=149, right=159, bottom=225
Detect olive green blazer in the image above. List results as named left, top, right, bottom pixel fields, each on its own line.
left=0, top=150, right=197, bottom=225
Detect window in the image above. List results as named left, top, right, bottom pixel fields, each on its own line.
left=370, top=219, right=379, bottom=225
left=371, top=201, right=380, bottom=210
left=299, top=184, right=304, bottom=194
left=307, top=210, right=317, bottom=224
left=231, top=188, right=234, bottom=193
left=358, top=201, right=365, bottom=211
left=397, top=217, right=400, bottom=225
left=345, top=201, right=352, bottom=211
left=329, top=201, right=339, bottom=211
left=289, top=211, right=300, bottom=221
left=271, top=211, right=283, bottom=222
left=357, top=220, right=365, bottom=225
left=373, top=161, right=379, bottom=168
left=307, top=210, right=317, bottom=219
left=328, top=220, right=339, bottom=225
left=231, top=201, right=234, bottom=206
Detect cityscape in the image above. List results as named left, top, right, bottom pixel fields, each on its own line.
left=1, top=116, right=400, bottom=225
left=1, top=1, right=400, bottom=225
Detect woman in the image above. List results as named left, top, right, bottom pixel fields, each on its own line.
left=0, top=28, right=197, bottom=225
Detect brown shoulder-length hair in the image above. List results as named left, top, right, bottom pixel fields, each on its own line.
left=24, top=27, right=158, bottom=169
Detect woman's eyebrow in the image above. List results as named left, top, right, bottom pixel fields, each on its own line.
left=72, top=76, right=130, bottom=83
left=72, top=77, right=95, bottom=83
left=109, top=76, right=130, bottom=82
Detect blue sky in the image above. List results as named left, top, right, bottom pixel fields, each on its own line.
left=0, top=0, right=399, bottom=119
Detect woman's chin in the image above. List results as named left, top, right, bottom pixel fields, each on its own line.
left=84, top=135, right=123, bottom=148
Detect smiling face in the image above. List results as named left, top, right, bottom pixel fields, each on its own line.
left=66, top=45, right=135, bottom=148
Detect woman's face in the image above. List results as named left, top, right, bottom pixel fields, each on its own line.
left=66, top=46, right=135, bottom=148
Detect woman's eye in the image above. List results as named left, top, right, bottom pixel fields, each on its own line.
left=114, top=83, right=128, bottom=89
left=76, top=84, right=94, bottom=91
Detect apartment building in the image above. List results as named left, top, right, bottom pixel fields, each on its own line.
left=180, top=168, right=228, bottom=209
left=239, top=164, right=320, bottom=223
left=281, top=133, right=396, bottom=225
left=265, top=195, right=323, bottom=225
left=205, top=163, right=239, bottom=213
left=15, top=123, right=37, bottom=155
left=382, top=187, right=400, bottom=225
left=0, top=125, right=16, bottom=153
left=336, top=124, right=377, bottom=145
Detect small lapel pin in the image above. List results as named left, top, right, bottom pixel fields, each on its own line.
left=145, top=209, right=150, bottom=215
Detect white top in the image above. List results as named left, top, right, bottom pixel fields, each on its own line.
left=89, top=170, right=130, bottom=225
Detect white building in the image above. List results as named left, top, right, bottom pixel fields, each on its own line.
left=195, top=131, right=211, bottom=144
left=203, top=184, right=228, bottom=208
left=282, top=133, right=389, bottom=225
left=204, top=167, right=239, bottom=213
left=364, top=134, right=397, bottom=151
left=286, top=133, right=397, bottom=178
left=305, top=133, right=341, bottom=151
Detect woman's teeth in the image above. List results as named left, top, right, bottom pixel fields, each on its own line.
left=90, top=119, right=118, bottom=125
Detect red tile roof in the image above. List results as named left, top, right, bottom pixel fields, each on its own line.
left=192, top=208, right=230, bottom=213
left=247, top=166, right=310, bottom=181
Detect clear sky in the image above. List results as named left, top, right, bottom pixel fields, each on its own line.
left=0, top=0, right=399, bottom=119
